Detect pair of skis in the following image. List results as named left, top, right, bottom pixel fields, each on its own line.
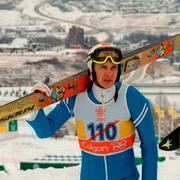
left=0, top=34, right=180, bottom=151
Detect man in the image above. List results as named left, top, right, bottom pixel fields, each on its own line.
left=27, top=43, right=158, bottom=180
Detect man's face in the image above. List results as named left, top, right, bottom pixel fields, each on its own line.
left=94, top=60, right=118, bottom=89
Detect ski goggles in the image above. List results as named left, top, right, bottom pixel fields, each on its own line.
left=87, top=47, right=122, bottom=65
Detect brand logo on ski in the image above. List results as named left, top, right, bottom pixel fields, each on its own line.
left=161, top=138, right=173, bottom=149
left=0, top=104, right=35, bottom=123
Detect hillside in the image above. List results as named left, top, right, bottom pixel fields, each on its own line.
left=145, top=61, right=180, bottom=82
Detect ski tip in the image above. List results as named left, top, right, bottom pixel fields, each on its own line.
left=159, top=126, right=180, bottom=151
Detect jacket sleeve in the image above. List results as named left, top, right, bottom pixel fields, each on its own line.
left=127, top=85, right=158, bottom=180
left=26, top=96, right=76, bottom=138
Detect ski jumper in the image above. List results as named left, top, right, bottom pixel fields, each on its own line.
left=27, top=81, right=158, bottom=180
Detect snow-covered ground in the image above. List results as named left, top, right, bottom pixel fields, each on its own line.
left=0, top=134, right=179, bottom=180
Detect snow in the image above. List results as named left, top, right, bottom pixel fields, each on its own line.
left=158, top=156, right=180, bottom=180
left=0, top=134, right=179, bottom=180
left=40, top=3, right=83, bottom=21
left=0, top=135, right=80, bottom=179
left=0, top=165, right=81, bottom=180
left=0, top=0, right=179, bottom=35
left=145, top=76, right=180, bottom=84
left=37, top=5, right=180, bottom=32
left=0, top=10, right=22, bottom=26
left=18, top=0, right=47, bottom=21
left=92, top=32, right=109, bottom=42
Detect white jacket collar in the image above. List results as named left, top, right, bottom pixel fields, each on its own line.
left=92, top=83, right=115, bottom=103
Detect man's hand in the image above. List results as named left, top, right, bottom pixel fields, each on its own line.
left=32, top=83, right=51, bottom=96
left=32, top=76, right=52, bottom=96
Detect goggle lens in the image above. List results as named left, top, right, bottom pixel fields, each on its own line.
left=88, top=47, right=122, bottom=65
